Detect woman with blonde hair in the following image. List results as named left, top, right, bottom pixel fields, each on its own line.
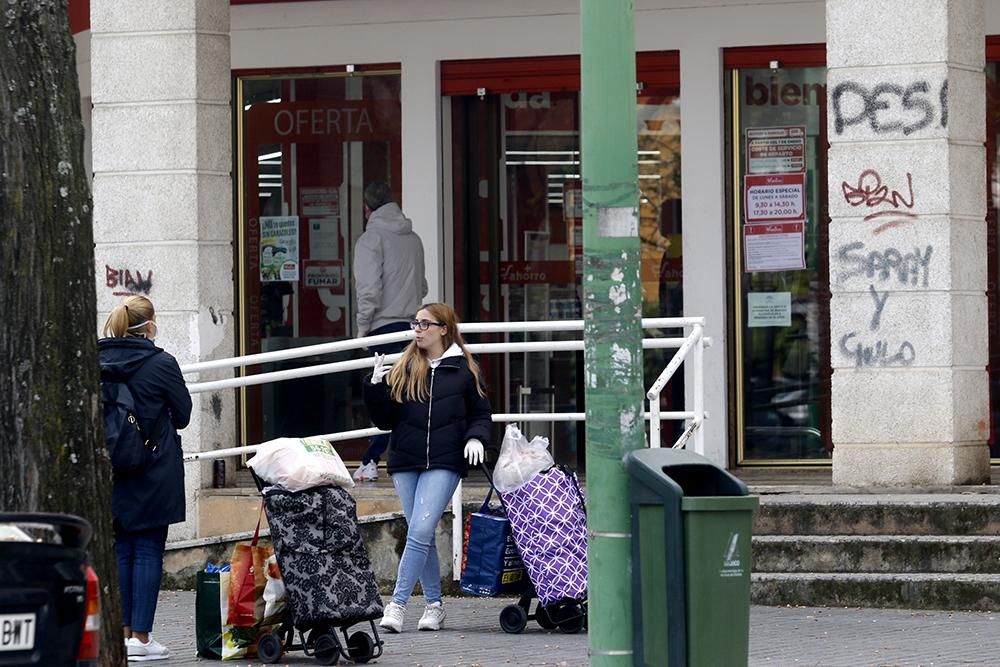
left=99, top=295, right=191, bottom=661
left=363, top=302, right=492, bottom=633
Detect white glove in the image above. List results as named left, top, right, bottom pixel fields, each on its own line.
left=370, top=353, right=389, bottom=384
left=464, top=438, right=484, bottom=466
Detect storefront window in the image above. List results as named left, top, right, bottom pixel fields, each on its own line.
left=235, top=70, right=401, bottom=453
left=725, top=56, right=832, bottom=462
left=446, top=55, right=681, bottom=467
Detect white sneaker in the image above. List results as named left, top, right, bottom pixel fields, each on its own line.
left=417, top=601, right=446, bottom=631
left=379, top=601, right=405, bottom=633
left=353, top=461, right=379, bottom=482
left=126, top=636, right=170, bottom=661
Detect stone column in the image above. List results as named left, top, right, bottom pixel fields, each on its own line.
left=827, top=0, right=989, bottom=485
left=91, top=0, right=235, bottom=537
left=679, top=41, right=728, bottom=467
left=401, top=58, right=442, bottom=301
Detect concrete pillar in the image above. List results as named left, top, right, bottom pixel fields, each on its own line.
left=827, top=0, right=989, bottom=485
left=91, top=0, right=235, bottom=537
left=401, top=57, right=443, bottom=301
left=679, top=40, right=728, bottom=468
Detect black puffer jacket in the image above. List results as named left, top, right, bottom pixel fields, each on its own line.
left=363, top=345, right=492, bottom=477
left=98, top=337, right=192, bottom=531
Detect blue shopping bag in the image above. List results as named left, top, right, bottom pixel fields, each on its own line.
left=460, top=487, right=527, bottom=597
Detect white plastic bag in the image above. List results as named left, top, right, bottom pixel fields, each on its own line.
left=261, top=554, right=287, bottom=621
left=246, top=437, right=354, bottom=492
left=493, top=424, right=554, bottom=494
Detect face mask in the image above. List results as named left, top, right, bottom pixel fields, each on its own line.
left=127, top=320, right=157, bottom=341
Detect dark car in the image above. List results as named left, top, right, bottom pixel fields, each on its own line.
left=0, top=513, right=100, bottom=666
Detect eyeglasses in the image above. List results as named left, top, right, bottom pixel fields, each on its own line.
left=409, top=319, right=445, bottom=331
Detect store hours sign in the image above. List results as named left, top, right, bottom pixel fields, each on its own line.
left=744, top=173, right=806, bottom=223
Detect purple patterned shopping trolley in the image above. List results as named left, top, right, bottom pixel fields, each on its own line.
left=498, top=465, right=588, bottom=634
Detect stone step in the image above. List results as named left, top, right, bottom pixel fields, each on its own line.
left=196, top=486, right=403, bottom=536
left=751, top=572, right=1000, bottom=611
left=750, top=493, right=1000, bottom=608
left=164, top=509, right=454, bottom=594
left=752, top=535, right=1000, bottom=574
left=755, top=495, right=1000, bottom=536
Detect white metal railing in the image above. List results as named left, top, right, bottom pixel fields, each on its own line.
left=179, top=317, right=711, bottom=578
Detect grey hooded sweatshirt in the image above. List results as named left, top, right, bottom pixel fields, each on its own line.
left=353, top=202, right=428, bottom=336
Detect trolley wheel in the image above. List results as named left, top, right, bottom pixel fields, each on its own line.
left=313, top=633, right=341, bottom=665
left=535, top=605, right=557, bottom=630
left=499, top=604, right=528, bottom=634
left=557, top=602, right=586, bottom=634
left=346, top=631, right=375, bottom=663
left=305, top=624, right=330, bottom=648
left=256, top=632, right=283, bottom=664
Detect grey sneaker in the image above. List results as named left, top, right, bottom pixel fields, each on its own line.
left=417, top=601, right=446, bottom=631
left=379, top=601, right=405, bottom=633
left=126, top=636, right=170, bottom=661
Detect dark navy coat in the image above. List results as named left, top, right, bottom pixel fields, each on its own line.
left=363, top=351, right=492, bottom=477
left=98, top=337, right=192, bottom=531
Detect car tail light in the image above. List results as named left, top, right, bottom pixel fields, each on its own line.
left=76, top=565, right=100, bottom=664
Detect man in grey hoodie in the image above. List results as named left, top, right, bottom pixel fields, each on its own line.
left=353, top=180, right=428, bottom=480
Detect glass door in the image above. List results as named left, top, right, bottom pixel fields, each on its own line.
left=235, top=69, right=401, bottom=455
left=725, top=48, right=832, bottom=463
left=445, top=55, right=682, bottom=468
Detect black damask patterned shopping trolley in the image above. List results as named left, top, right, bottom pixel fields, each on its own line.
left=251, top=470, right=385, bottom=664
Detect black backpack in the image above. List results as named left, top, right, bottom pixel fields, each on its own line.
left=100, top=369, right=159, bottom=471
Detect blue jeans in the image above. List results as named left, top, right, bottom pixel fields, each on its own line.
left=363, top=321, right=412, bottom=464
left=114, top=524, right=168, bottom=633
left=391, top=469, right=461, bottom=606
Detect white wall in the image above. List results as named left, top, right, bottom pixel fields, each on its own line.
left=230, top=0, right=828, bottom=466
left=77, top=0, right=1000, bottom=469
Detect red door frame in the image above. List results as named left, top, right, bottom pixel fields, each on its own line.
left=441, top=52, right=679, bottom=97
left=235, top=67, right=402, bottom=449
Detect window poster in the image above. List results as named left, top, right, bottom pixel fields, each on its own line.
left=746, top=125, right=806, bottom=174
left=300, top=187, right=340, bottom=217
left=744, top=173, right=806, bottom=223
left=743, top=222, right=806, bottom=273
left=303, top=259, right=345, bottom=293
left=308, top=218, right=340, bottom=260
left=260, top=216, right=300, bottom=282
left=747, top=292, right=792, bottom=328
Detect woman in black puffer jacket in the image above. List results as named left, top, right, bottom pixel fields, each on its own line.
left=363, top=302, right=491, bottom=634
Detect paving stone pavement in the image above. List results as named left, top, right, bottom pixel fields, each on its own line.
left=152, top=590, right=1000, bottom=666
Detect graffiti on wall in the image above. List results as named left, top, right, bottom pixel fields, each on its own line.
left=832, top=79, right=948, bottom=136
left=841, top=169, right=916, bottom=234
left=106, top=265, right=153, bottom=296
left=834, top=167, right=931, bottom=368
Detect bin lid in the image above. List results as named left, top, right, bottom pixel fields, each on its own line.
left=625, top=448, right=750, bottom=500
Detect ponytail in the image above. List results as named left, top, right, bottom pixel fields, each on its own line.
left=102, top=295, right=156, bottom=338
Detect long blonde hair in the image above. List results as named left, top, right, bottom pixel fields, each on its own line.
left=102, top=295, right=155, bottom=338
left=387, top=303, right=486, bottom=403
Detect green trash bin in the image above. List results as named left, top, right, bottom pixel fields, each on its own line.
left=625, top=448, right=758, bottom=667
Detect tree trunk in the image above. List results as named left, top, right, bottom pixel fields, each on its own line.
left=0, top=2, right=124, bottom=665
